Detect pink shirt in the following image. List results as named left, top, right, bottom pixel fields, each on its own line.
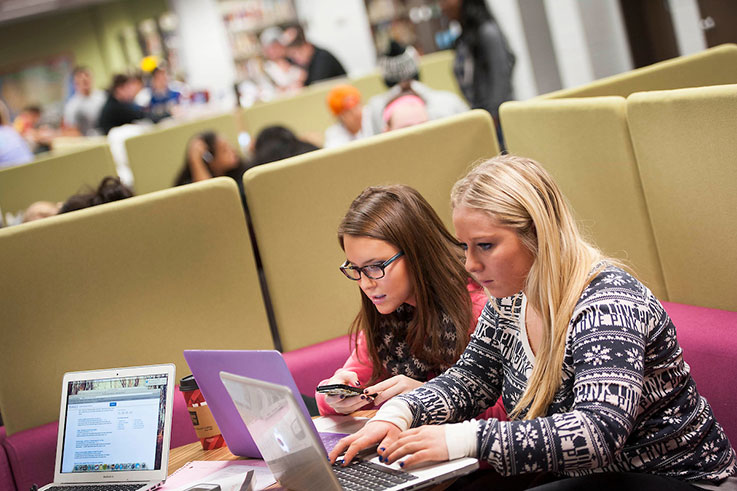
left=316, top=282, right=507, bottom=419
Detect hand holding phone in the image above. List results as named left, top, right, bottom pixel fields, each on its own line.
left=316, top=383, right=363, bottom=397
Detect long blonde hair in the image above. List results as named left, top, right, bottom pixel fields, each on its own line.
left=451, top=155, right=606, bottom=419
left=338, top=185, right=473, bottom=384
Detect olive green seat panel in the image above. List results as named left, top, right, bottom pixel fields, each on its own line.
left=125, top=112, right=240, bottom=194
left=0, top=144, right=116, bottom=220
left=627, top=84, right=737, bottom=311
left=500, top=97, right=667, bottom=298
left=540, top=43, right=737, bottom=100
left=244, top=110, right=499, bottom=351
left=0, top=178, right=272, bottom=435
left=418, top=50, right=463, bottom=98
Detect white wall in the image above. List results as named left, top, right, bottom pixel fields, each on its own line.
left=543, top=0, right=593, bottom=89
left=669, top=0, right=707, bottom=55
left=294, top=0, right=376, bottom=77
left=170, top=0, right=238, bottom=108
left=578, top=0, right=632, bottom=79
left=489, top=0, right=538, bottom=100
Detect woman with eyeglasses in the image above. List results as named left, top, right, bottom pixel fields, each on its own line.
left=316, top=184, right=493, bottom=417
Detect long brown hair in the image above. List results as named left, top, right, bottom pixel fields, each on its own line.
left=338, top=185, right=473, bottom=384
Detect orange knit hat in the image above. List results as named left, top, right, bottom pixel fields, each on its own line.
left=326, top=85, right=361, bottom=115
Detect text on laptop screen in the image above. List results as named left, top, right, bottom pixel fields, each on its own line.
left=60, top=373, right=169, bottom=474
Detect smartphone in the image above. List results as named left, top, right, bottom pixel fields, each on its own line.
left=202, top=151, right=214, bottom=164
left=316, top=383, right=364, bottom=397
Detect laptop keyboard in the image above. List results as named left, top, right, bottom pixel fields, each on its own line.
left=47, top=485, right=147, bottom=491
left=320, top=431, right=349, bottom=453
left=332, top=460, right=418, bottom=490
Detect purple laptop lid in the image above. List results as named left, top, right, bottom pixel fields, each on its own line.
left=183, top=350, right=321, bottom=458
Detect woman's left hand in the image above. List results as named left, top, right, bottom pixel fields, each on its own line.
left=379, top=425, right=449, bottom=469
left=363, top=375, right=423, bottom=406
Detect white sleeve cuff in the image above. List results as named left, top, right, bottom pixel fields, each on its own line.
left=444, top=419, right=478, bottom=460
left=370, top=399, right=413, bottom=431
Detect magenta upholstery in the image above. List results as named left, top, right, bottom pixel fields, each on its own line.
left=3, top=421, right=57, bottom=491
left=0, top=426, right=17, bottom=491
left=171, top=385, right=198, bottom=449
left=283, top=335, right=353, bottom=395
left=663, top=301, right=737, bottom=445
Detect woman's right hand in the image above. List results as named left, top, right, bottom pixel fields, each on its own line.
left=186, top=138, right=213, bottom=182
left=328, top=420, right=401, bottom=465
left=322, top=370, right=369, bottom=415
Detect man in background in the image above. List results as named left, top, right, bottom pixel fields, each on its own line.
left=63, top=66, right=106, bottom=136
left=324, top=84, right=367, bottom=148
left=284, top=25, right=346, bottom=86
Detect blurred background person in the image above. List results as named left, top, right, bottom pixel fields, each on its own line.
left=22, top=201, right=61, bottom=223
left=174, top=131, right=248, bottom=188
left=0, top=101, right=33, bottom=168
left=364, top=41, right=468, bottom=136
left=250, top=125, right=320, bottom=166
left=58, top=176, right=134, bottom=214
left=260, top=26, right=304, bottom=92
left=284, top=25, right=346, bottom=86
left=383, top=94, right=429, bottom=132
left=62, top=66, right=106, bottom=136
left=13, top=105, right=54, bottom=153
left=97, top=74, right=150, bottom=135
left=440, top=0, right=515, bottom=146
left=142, top=67, right=182, bottom=119
left=324, top=84, right=367, bottom=148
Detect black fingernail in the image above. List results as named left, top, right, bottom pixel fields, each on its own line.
left=399, top=462, right=404, bottom=468
left=379, top=447, right=385, bottom=451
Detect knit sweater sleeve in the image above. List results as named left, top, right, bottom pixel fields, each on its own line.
left=396, top=302, right=505, bottom=426
left=401, top=283, right=649, bottom=475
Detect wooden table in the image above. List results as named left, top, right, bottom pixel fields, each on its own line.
left=167, top=410, right=454, bottom=490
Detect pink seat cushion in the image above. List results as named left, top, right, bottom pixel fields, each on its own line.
left=283, top=335, right=353, bottom=395
left=0, top=426, right=16, bottom=491
left=171, top=385, right=198, bottom=449
left=3, top=421, right=57, bottom=491
left=663, top=301, right=737, bottom=444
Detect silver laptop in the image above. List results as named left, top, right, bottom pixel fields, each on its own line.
left=220, top=371, right=478, bottom=491
left=40, top=364, right=176, bottom=491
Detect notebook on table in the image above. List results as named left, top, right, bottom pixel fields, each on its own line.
left=220, top=371, right=479, bottom=491
left=183, top=349, right=352, bottom=459
left=39, top=364, right=176, bottom=491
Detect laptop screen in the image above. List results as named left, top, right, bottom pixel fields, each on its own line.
left=59, top=372, right=170, bottom=474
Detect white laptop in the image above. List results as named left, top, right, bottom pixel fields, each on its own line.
left=40, top=364, right=176, bottom=491
left=220, top=371, right=479, bottom=491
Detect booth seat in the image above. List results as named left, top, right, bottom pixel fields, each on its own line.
left=283, top=335, right=353, bottom=396
left=1, top=386, right=197, bottom=491
left=0, top=426, right=15, bottom=491
left=663, top=302, right=737, bottom=445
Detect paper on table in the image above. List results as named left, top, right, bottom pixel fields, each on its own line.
left=161, top=460, right=276, bottom=491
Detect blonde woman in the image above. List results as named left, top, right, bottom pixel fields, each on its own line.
left=331, top=156, right=736, bottom=490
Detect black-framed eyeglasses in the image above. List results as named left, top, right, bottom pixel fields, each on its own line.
left=339, top=251, right=404, bottom=280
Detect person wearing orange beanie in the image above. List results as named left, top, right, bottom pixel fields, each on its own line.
left=324, top=84, right=367, bottom=148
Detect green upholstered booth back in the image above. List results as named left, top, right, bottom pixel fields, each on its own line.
left=125, top=112, right=240, bottom=194
left=540, top=44, right=737, bottom=100
left=417, top=50, right=463, bottom=98
left=500, top=97, right=667, bottom=299
left=627, top=84, right=737, bottom=311
left=243, top=110, right=499, bottom=351
left=0, top=144, right=117, bottom=220
left=0, top=178, right=271, bottom=435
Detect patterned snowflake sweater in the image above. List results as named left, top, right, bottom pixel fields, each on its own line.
left=381, top=267, right=736, bottom=483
